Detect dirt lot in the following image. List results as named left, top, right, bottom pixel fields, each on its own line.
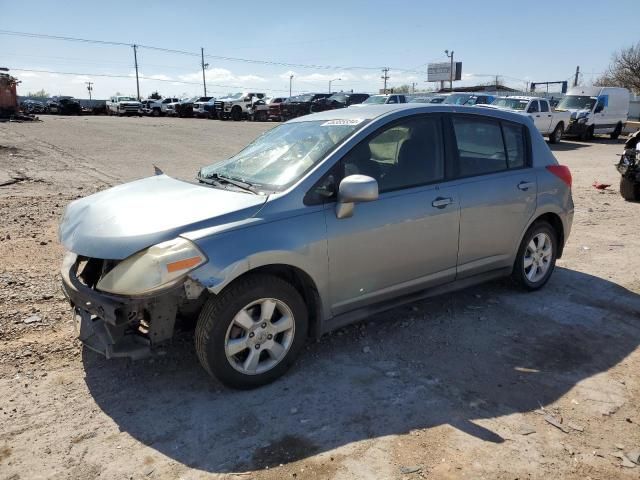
left=0, top=115, right=639, bottom=480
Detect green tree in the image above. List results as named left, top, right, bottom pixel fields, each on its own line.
left=27, top=89, right=48, bottom=99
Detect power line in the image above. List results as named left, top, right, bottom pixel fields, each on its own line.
left=0, top=29, right=428, bottom=74
left=9, top=68, right=290, bottom=92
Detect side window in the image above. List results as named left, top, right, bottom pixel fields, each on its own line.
left=540, top=100, right=549, bottom=112
left=502, top=122, right=527, bottom=169
left=343, top=115, right=444, bottom=193
left=257, top=94, right=265, bottom=99
left=594, top=99, right=605, bottom=113
left=451, top=116, right=507, bottom=177
left=399, top=95, right=406, bottom=103
left=527, top=101, right=539, bottom=113
left=387, top=96, right=398, bottom=104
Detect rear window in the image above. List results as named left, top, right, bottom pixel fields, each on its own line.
left=451, top=116, right=529, bottom=177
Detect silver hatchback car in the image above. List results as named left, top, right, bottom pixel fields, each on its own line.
left=60, top=104, right=574, bottom=388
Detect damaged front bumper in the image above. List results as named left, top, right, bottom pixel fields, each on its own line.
left=61, top=253, right=182, bottom=360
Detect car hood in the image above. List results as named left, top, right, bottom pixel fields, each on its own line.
left=59, top=175, right=267, bottom=260
left=563, top=109, right=591, bottom=119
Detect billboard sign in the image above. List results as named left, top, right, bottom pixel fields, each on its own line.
left=428, top=62, right=462, bottom=82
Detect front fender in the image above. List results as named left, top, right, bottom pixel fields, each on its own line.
left=185, top=209, right=329, bottom=311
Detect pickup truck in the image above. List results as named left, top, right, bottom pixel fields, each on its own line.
left=106, top=96, right=142, bottom=116
left=192, top=96, right=215, bottom=118
left=143, top=97, right=180, bottom=116
left=215, top=92, right=266, bottom=121
left=488, top=96, right=570, bottom=143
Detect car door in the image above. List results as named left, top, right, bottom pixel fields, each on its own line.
left=527, top=100, right=545, bottom=132
left=323, top=114, right=460, bottom=315
left=538, top=99, right=553, bottom=133
left=445, top=114, right=536, bottom=278
left=593, top=96, right=607, bottom=133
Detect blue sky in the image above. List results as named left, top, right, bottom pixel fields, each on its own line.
left=1, top=0, right=637, bottom=99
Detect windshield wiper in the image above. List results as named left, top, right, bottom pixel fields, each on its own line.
left=198, top=172, right=259, bottom=194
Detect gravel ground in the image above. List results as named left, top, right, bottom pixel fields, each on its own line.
left=0, top=115, right=639, bottom=480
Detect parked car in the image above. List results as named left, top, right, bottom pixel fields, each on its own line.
left=106, top=96, right=142, bottom=116
left=248, top=97, right=287, bottom=121
left=310, top=92, right=370, bottom=112
left=428, top=95, right=448, bottom=104
left=47, top=96, right=82, bottom=115
left=280, top=93, right=332, bottom=120
left=558, top=86, right=630, bottom=141
left=59, top=103, right=574, bottom=389
left=488, top=96, right=570, bottom=144
left=140, top=99, right=158, bottom=115
left=443, top=93, right=495, bottom=106
left=144, top=97, right=180, bottom=116
left=356, top=94, right=408, bottom=106
left=192, top=96, right=215, bottom=118
left=21, top=99, right=47, bottom=114
left=267, top=97, right=290, bottom=122
left=215, top=92, right=267, bottom=121
left=174, top=97, right=201, bottom=118
left=164, top=98, right=184, bottom=117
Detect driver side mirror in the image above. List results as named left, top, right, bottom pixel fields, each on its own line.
left=335, top=175, right=378, bottom=219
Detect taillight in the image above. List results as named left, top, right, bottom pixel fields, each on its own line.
left=546, top=165, right=572, bottom=188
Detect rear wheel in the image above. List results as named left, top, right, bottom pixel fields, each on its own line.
left=549, top=123, right=563, bottom=144
left=512, top=221, right=558, bottom=291
left=611, top=122, right=623, bottom=140
left=620, top=176, right=640, bottom=201
left=195, top=274, right=308, bottom=389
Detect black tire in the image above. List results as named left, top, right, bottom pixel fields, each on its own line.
left=231, top=106, right=242, bottom=121
left=611, top=122, right=622, bottom=140
left=195, top=274, right=308, bottom=389
left=580, top=125, right=595, bottom=141
left=549, top=123, right=563, bottom=144
left=620, top=176, right=640, bottom=201
left=512, top=221, right=558, bottom=291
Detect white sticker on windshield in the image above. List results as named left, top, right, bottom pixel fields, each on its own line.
left=321, top=119, right=364, bottom=126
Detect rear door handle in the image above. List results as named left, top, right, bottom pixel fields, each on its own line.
left=432, top=197, right=453, bottom=208
left=518, top=181, right=534, bottom=191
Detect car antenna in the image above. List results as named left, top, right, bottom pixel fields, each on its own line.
left=153, top=165, right=164, bottom=176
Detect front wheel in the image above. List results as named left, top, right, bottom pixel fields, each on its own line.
left=549, top=123, right=563, bottom=144
left=512, top=221, right=558, bottom=291
left=231, top=106, right=242, bottom=121
left=580, top=125, right=594, bottom=141
left=620, top=176, right=640, bottom=201
left=195, top=274, right=308, bottom=389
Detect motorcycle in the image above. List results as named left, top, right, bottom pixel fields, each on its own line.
left=616, top=129, right=640, bottom=201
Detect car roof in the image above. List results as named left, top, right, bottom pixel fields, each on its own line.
left=288, top=103, right=532, bottom=124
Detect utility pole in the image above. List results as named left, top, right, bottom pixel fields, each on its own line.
left=201, top=47, right=209, bottom=96
left=329, top=77, right=341, bottom=93
left=289, top=74, right=294, bottom=97
left=573, top=65, right=580, bottom=87
left=85, top=81, right=93, bottom=100
left=411, top=82, right=416, bottom=93
left=381, top=67, right=390, bottom=94
left=132, top=44, right=140, bottom=101
left=495, top=74, right=499, bottom=91
left=445, top=50, right=454, bottom=91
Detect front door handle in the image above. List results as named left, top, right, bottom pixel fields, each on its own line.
left=518, top=181, right=534, bottom=191
left=432, top=197, right=453, bottom=208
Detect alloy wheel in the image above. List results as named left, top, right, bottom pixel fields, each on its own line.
left=224, top=298, right=295, bottom=375
left=523, top=232, right=553, bottom=283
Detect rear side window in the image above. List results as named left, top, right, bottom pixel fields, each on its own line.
left=451, top=116, right=506, bottom=177
left=540, top=100, right=549, bottom=112
left=528, top=101, right=539, bottom=113
left=502, top=123, right=527, bottom=169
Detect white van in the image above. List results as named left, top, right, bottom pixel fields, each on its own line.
left=559, top=86, right=630, bottom=140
